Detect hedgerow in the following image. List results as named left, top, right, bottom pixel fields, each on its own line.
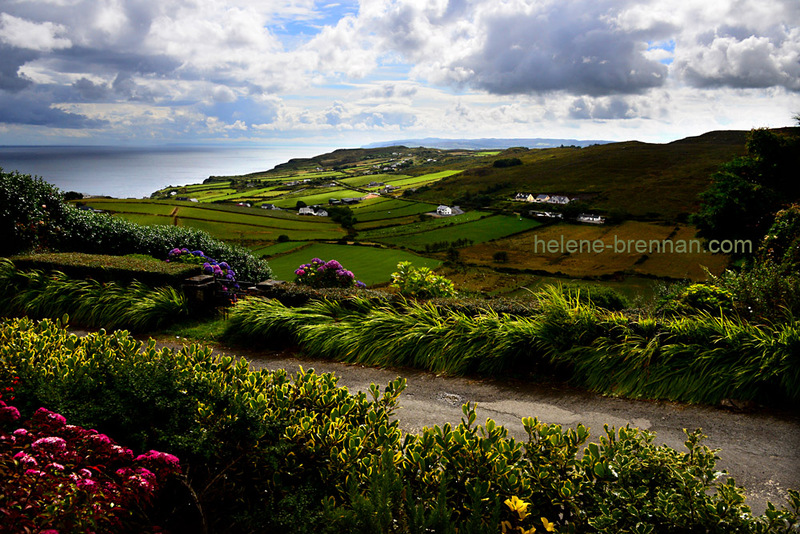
left=223, top=287, right=800, bottom=408
left=53, top=207, right=272, bottom=282
left=2, top=317, right=798, bottom=533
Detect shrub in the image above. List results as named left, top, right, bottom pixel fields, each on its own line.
left=709, top=264, right=800, bottom=322
left=761, top=204, right=800, bottom=269
left=659, top=283, right=735, bottom=316
left=10, top=252, right=198, bottom=287
left=294, top=258, right=365, bottom=289
left=390, top=261, right=457, bottom=299
left=0, top=402, right=181, bottom=533
left=0, top=169, right=69, bottom=256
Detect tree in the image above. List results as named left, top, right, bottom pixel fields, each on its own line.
left=691, top=127, right=800, bottom=253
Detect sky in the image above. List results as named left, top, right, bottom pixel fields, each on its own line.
left=0, top=0, right=798, bottom=147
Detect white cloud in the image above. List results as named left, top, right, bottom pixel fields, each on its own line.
left=0, top=13, right=71, bottom=51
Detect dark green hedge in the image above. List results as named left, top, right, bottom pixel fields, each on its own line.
left=10, top=252, right=199, bottom=287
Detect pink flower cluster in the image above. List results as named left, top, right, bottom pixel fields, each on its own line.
left=0, top=400, right=181, bottom=532
left=294, top=258, right=365, bottom=289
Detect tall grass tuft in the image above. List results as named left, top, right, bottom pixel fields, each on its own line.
left=222, top=289, right=800, bottom=408
left=0, top=259, right=189, bottom=331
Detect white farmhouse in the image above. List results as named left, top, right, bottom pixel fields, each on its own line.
left=437, top=205, right=453, bottom=216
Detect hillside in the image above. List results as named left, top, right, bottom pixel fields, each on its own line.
left=407, top=130, right=748, bottom=220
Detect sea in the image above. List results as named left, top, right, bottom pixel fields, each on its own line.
left=0, top=145, right=336, bottom=199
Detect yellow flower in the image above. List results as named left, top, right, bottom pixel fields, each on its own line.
left=541, top=517, right=556, bottom=532
left=501, top=520, right=513, bottom=533
left=504, top=495, right=530, bottom=521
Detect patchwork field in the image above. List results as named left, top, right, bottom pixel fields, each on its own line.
left=376, top=214, right=541, bottom=250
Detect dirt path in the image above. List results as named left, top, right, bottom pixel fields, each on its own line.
left=153, top=336, right=800, bottom=516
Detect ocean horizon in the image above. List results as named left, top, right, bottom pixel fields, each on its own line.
left=0, top=145, right=338, bottom=199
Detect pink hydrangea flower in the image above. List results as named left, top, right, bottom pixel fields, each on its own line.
left=32, top=436, right=67, bottom=452
left=0, top=404, right=20, bottom=423
left=13, top=451, right=38, bottom=466
left=33, top=407, right=67, bottom=427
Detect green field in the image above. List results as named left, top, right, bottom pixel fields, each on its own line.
left=384, top=170, right=462, bottom=188
left=252, top=241, right=310, bottom=256
left=377, top=215, right=541, bottom=250
left=353, top=199, right=438, bottom=223
left=358, top=210, right=490, bottom=240
left=265, top=243, right=441, bottom=285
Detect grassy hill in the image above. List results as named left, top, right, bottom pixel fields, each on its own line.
left=78, top=130, right=752, bottom=288
left=409, top=130, right=748, bottom=220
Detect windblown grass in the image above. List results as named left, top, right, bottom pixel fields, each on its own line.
left=0, top=259, right=189, bottom=331
left=223, top=286, right=800, bottom=407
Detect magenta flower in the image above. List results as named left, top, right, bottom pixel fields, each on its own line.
left=0, top=404, right=20, bottom=423
left=136, top=450, right=181, bottom=468
left=32, top=436, right=67, bottom=452
left=33, top=407, right=67, bottom=427
left=14, top=451, right=38, bottom=466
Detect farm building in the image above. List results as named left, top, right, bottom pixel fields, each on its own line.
left=437, top=205, right=453, bottom=216
left=577, top=213, right=605, bottom=224
left=299, top=206, right=329, bottom=217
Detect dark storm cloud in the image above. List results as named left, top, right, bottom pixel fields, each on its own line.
left=453, top=4, right=670, bottom=96
left=0, top=90, right=107, bottom=128
left=0, top=44, right=36, bottom=91
left=49, top=47, right=181, bottom=78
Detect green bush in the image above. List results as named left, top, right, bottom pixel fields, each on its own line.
left=390, top=261, right=457, bottom=299
left=3, top=317, right=798, bottom=533
left=0, top=168, right=69, bottom=256
left=659, top=283, right=735, bottom=316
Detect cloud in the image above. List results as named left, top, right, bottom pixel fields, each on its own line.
left=368, top=0, right=671, bottom=96
left=0, top=12, right=71, bottom=51
left=0, top=90, right=107, bottom=128
left=569, top=96, right=636, bottom=120
left=0, top=0, right=797, bottom=144
left=674, top=28, right=800, bottom=91
left=0, top=43, right=37, bottom=91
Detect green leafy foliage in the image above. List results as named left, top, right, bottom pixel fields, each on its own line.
left=692, top=128, right=800, bottom=250
left=659, top=283, right=735, bottom=316
left=10, top=252, right=198, bottom=286
left=390, top=261, right=457, bottom=299
left=4, top=317, right=799, bottom=533
left=761, top=204, right=800, bottom=269
left=0, top=169, right=69, bottom=256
